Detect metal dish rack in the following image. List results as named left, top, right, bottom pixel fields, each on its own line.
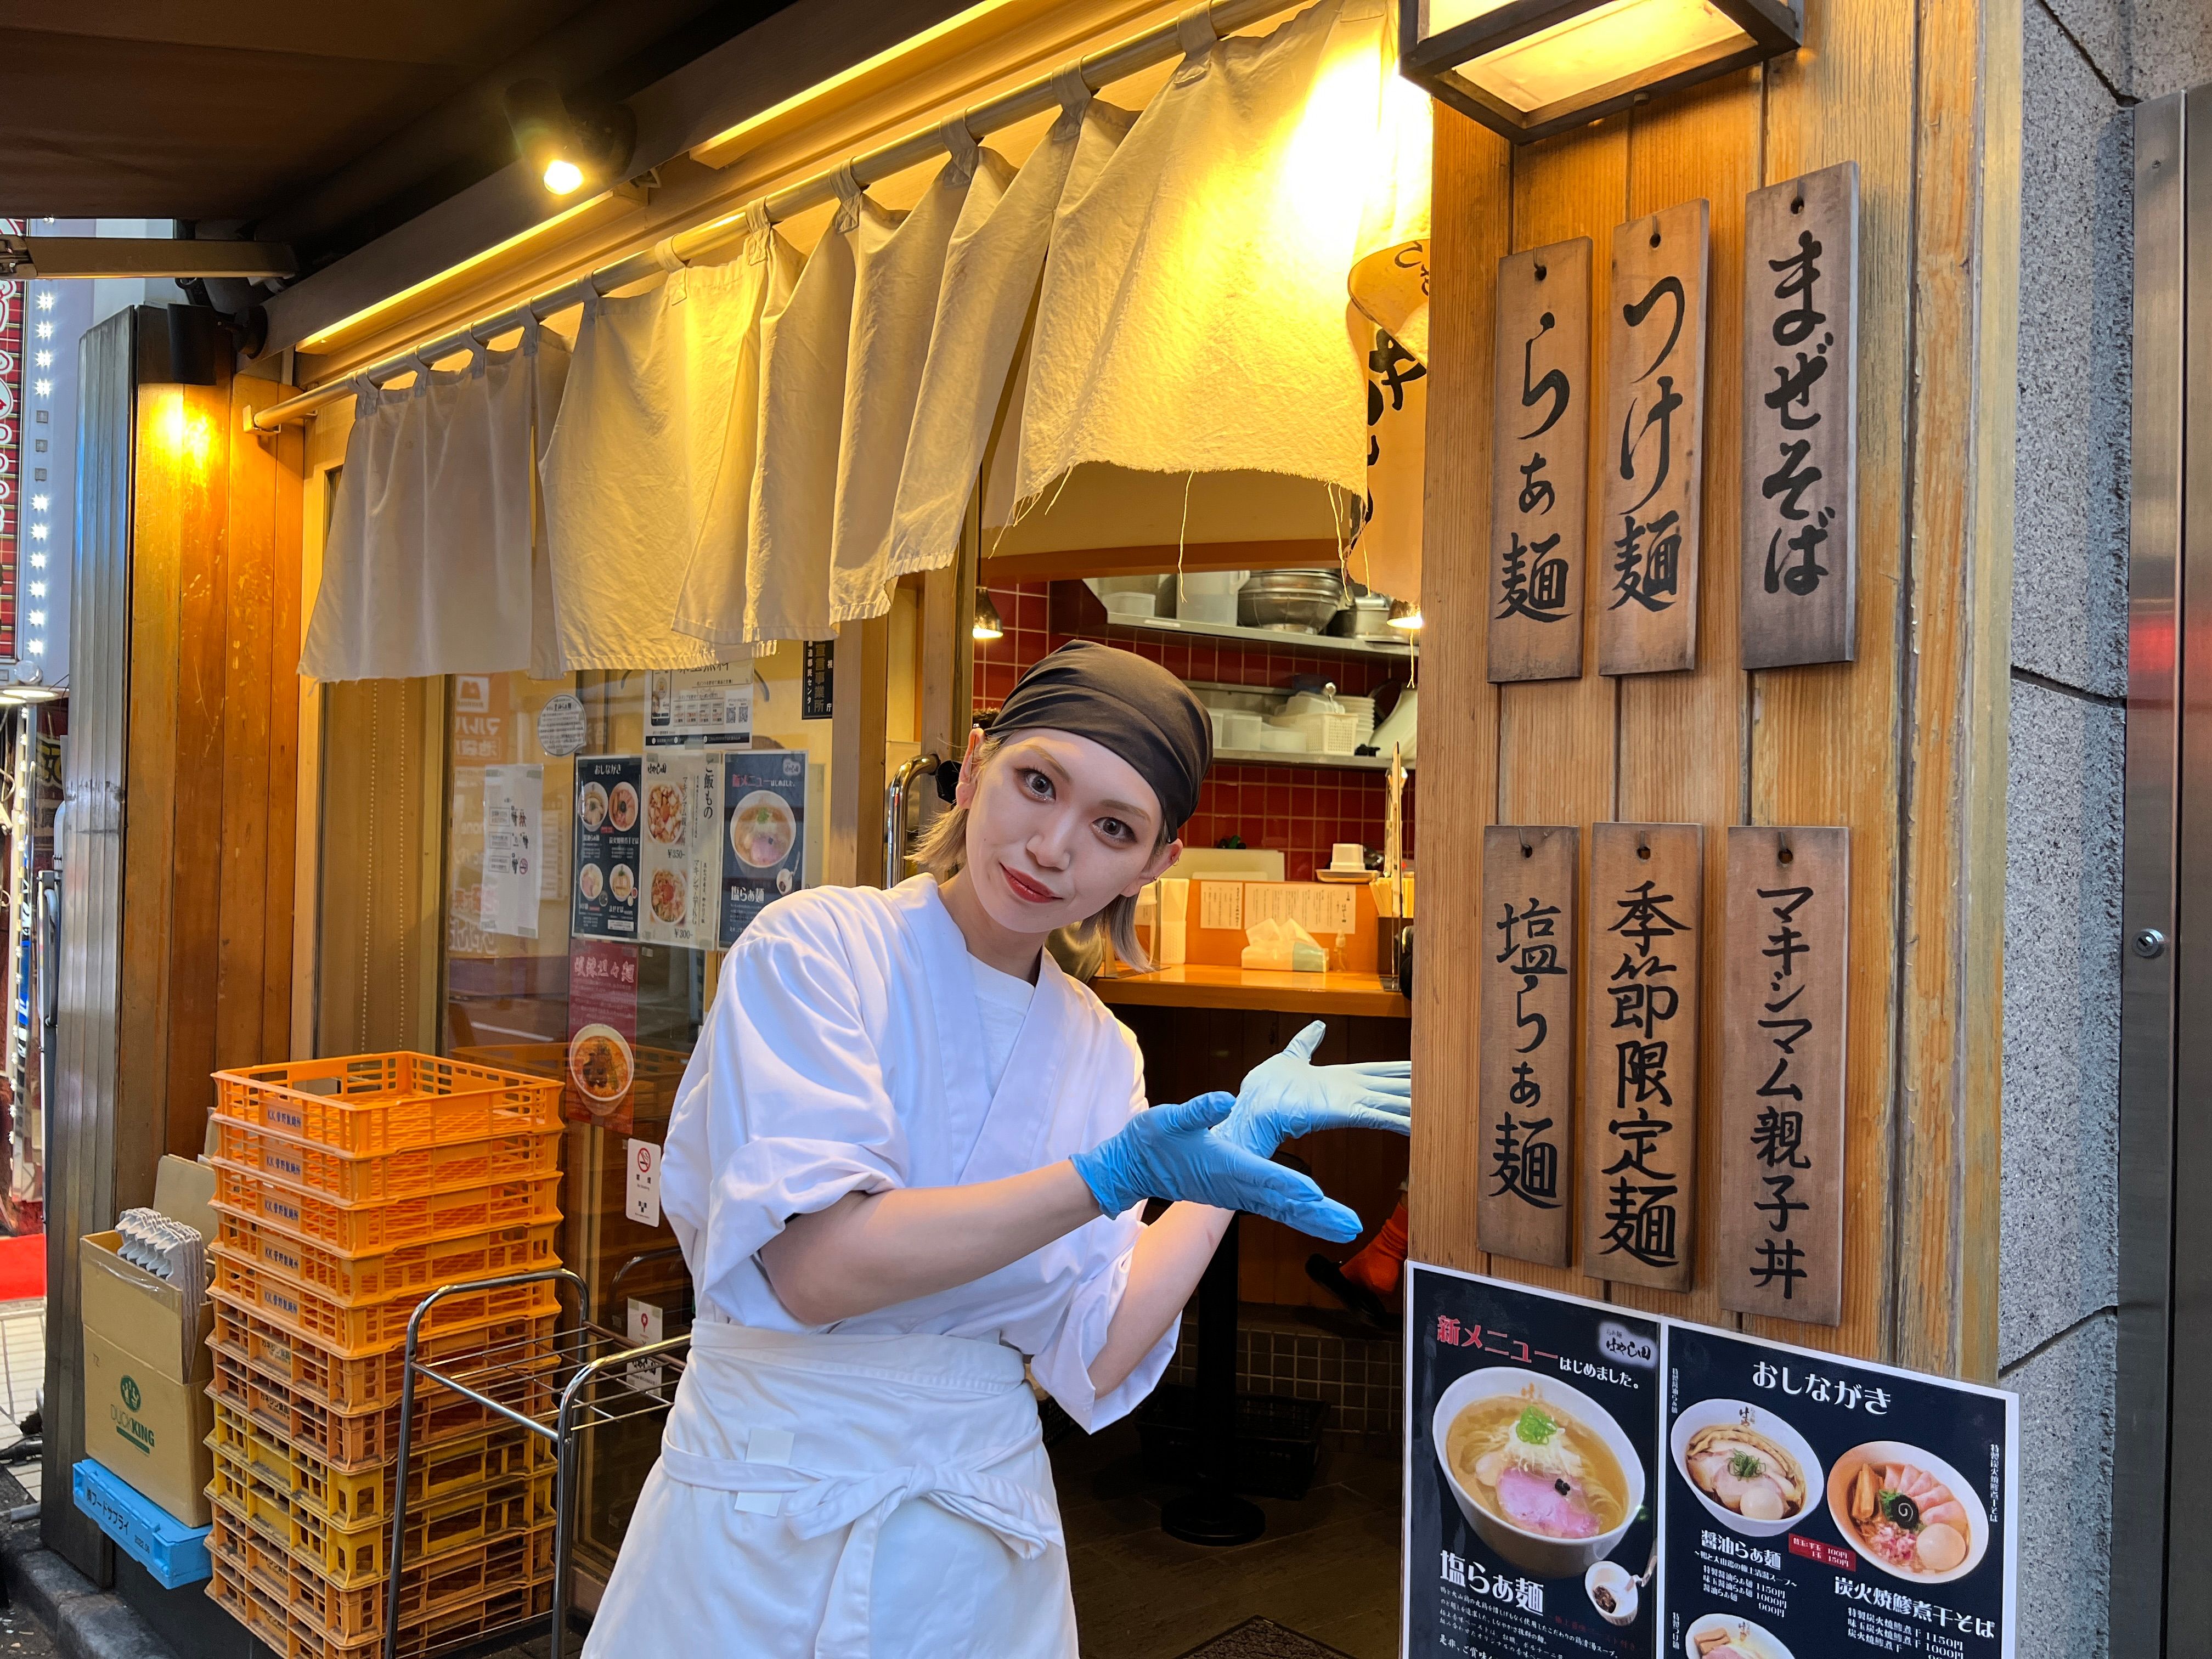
left=380, top=1267, right=690, bottom=1659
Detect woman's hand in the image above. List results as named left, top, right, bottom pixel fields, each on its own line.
left=1219, top=1020, right=1413, bottom=1159
left=1070, top=1093, right=1361, bottom=1241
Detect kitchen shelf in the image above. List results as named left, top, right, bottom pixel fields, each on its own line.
left=1046, top=580, right=1414, bottom=662
left=1102, top=611, right=1414, bottom=661
left=1091, top=966, right=1409, bottom=1019
left=1212, top=747, right=1411, bottom=772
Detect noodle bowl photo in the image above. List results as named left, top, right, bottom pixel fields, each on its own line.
left=1669, top=1400, right=1823, bottom=1538
left=1431, top=1368, right=1647, bottom=1578
left=1825, top=1440, right=1989, bottom=1584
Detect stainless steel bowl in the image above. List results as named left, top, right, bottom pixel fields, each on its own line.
left=1330, top=594, right=1395, bottom=637
left=1240, top=569, right=1349, bottom=634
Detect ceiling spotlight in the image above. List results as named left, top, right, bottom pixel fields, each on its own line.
left=504, top=79, right=634, bottom=199
left=972, top=589, right=1005, bottom=642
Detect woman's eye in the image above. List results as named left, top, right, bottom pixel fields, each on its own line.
left=1019, top=768, right=1053, bottom=799
left=1097, top=817, right=1132, bottom=843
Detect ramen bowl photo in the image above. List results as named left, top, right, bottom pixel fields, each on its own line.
left=1669, top=1400, right=1824, bottom=1538
left=610, top=864, right=635, bottom=904
left=731, top=789, right=797, bottom=870
left=609, top=782, right=639, bottom=832
left=1684, top=1612, right=1795, bottom=1658
left=568, top=1024, right=635, bottom=1109
left=1432, top=1368, right=1646, bottom=1578
left=578, top=782, right=608, bottom=831
left=578, top=863, right=604, bottom=902
left=1825, top=1441, right=1989, bottom=1584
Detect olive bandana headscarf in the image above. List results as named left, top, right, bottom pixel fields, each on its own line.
left=988, top=641, right=1214, bottom=831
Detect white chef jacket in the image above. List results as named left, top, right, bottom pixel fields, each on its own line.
left=658, top=873, right=1176, bottom=1430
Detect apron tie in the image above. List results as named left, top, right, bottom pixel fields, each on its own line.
left=657, top=1441, right=1059, bottom=1659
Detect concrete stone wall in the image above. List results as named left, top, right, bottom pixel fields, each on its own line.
left=2005, top=3, right=2211, bottom=1655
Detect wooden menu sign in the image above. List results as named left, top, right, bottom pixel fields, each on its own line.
left=1479, top=826, right=1577, bottom=1267
left=1600, top=200, right=1711, bottom=677
left=1488, top=237, right=1592, bottom=683
left=1582, top=822, right=1703, bottom=1292
left=1740, top=162, right=1860, bottom=669
left=1717, top=826, right=1849, bottom=1325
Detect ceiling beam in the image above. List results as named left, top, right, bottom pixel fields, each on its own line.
left=0, top=238, right=297, bottom=280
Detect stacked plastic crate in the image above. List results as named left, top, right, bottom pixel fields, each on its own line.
left=200, top=1053, right=566, bottom=1659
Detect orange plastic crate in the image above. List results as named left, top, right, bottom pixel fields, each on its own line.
left=211, top=1119, right=561, bottom=1204
left=211, top=1251, right=561, bottom=1356
left=212, top=1297, right=558, bottom=1415
left=213, top=1213, right=557, bottom=1302
left=210, top=1346, right=537, bottom=1473
left=212, top=1052, right=560, bottom=1154
left=208, top=1552, right=551, bottom=1659
left=208, top=1508, right=552, bottom=1646
left=211, top=1400, right=549, bottom=1528
left=211, top=1444, right=554, bottom=1587
left=211, top=1165, right=562, bottom=1254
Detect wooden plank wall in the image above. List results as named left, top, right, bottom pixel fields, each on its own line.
left=1409, top=0, right=2017, bottom=1381
left=121, top=366, right=305, bottom=1159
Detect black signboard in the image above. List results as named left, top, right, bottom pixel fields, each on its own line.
left=721, top=749, right=808, bottom=946
left=1404, top=1267, right=2021, bottom=1659
left=1663, top=1326, right=2016, bottom=1659
left=803, top=640, right=834, bottom=720
left=1407, top=1266, right=1663, bottom=1658
left=572, top=757, right=642, bottom=940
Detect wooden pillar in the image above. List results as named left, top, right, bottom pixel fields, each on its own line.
left=1408, top=0, right=2018, bottom=1378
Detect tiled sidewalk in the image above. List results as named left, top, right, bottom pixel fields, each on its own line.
left=0, top=1299, right=43, bottom=1500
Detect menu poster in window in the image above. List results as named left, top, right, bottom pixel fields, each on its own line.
left=1406, top=1265, right=1662, bottom=1659
left=566, top=938, right=639, bottom=1126
left=646, top=666, right=753, bottom=748
left=1662, top=1323, right=2017, bottom=1659
left=721, top=749, right=808, bottom=946
left=637, top=751, right=724, bottom=950
left=572, top=758, right=643, bottom=941
left=481, top=765, right=544, bottom=940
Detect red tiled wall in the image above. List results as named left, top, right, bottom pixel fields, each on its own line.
left=972, top=582, right=1416, bottom=882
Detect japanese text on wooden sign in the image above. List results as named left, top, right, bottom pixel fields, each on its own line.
left=1480, top=826, right=1577, bottom=1267
left=1583, top=822, right=1704, bottom=1292
left=1719, top=826, right=1850, bottom=1324
left=1489, top=238, right=1592, bottom=684
left=1601, top=200, right=1710, bottom=677
left=1741, top=162, right=1861, bottom=669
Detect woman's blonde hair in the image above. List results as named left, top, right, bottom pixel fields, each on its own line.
left=912, top=733, right=1173, bottom=972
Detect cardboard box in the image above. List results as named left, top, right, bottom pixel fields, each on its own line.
left=78, top=1230, right=213, bottom=1527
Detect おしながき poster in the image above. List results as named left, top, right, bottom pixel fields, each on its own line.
left=720, top=749, right=808, bottom=946
left=1662, top=1324, right=2017, bottom=1659
left=1406, top=1265, right=1663, bottom=1659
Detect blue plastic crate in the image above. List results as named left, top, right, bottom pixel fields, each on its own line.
left=70, top=1460, right=211, bottom=1589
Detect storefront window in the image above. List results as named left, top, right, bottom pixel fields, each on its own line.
left=434, top=653, right=830, bottom=1575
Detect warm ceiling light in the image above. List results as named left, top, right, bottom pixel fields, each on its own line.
left=1399, top=0, right=1802, bottom=143
left=972, top=589, right=1005, bottom=642
left=504, top=80, right=633, bottom=198
left=1386, top=599, right=1423, bottom=631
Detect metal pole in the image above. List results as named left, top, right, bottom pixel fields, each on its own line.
left=246, top=0, right=1305, bottom=432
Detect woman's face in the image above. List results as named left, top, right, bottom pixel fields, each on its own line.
left=957, top=727, right=1183, bottom=940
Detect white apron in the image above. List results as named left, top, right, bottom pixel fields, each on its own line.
left=582, top=1323, right=1074, bottom=1659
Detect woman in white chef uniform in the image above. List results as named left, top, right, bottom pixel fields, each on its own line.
left=584, top=641, right=1410, bottom=1657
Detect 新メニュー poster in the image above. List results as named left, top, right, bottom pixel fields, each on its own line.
left=1407, top=1265, right=1664, bottom=1658
left=1663, top=1324, right=2017, bottom=1659
left=572, top=757, right=642, bottom=940
left=1405, top=1267, right=2019, bottom=1659
left=721, top=749, right=808, bottom=945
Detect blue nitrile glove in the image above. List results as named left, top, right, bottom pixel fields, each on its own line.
left=1221, top=1020, right=1413, bottom=1159
left=1070, top=1092, right=1362, bottom=1242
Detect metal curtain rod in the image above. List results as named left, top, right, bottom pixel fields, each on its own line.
left=250, top=0, right=1304, bottom=432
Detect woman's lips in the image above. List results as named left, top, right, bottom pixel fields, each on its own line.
left=1000, top=864, right=1061, bottom=905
